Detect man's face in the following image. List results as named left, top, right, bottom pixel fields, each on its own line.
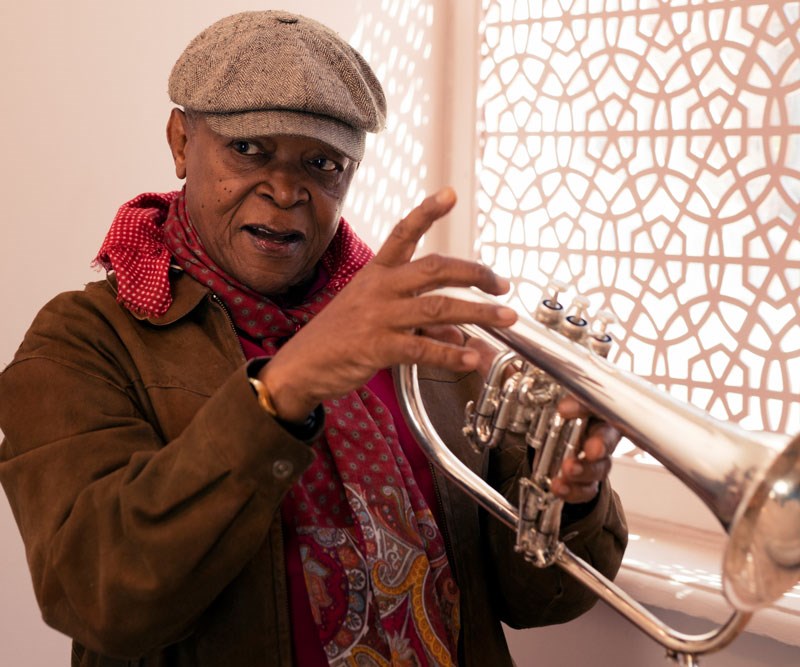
left=167, top=110, right=357, bottom=296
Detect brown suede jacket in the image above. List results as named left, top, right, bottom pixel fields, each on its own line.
left=0, top=269, right=627, bottom=667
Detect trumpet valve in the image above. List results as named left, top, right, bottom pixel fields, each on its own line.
left=561, top=295, right=591, bottom=342
left=463, top=396, right=499, bottom=451
left=535, top=279, right=568, bottom=328
left=525, top=402, right=554, bottom=452
left=587, top=309, right=617, bottom=358
left=515, top=478, right=563, bottom=567
left=507, top=373, right=536, bottom=433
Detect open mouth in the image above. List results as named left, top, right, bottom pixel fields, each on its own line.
left=243, top=224, right=304, bottom=245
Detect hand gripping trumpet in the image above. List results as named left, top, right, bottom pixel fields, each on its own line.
left=395, top=283, right=800, bottom=666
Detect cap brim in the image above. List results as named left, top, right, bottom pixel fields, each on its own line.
left=204, top=110, right=366, bottom=161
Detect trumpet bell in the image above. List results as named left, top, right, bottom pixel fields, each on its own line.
left=396, top=284, right=800, bottom=664
left=452, top=286, right=800, bottom=612
left=725, top=434, right=800, bottom=610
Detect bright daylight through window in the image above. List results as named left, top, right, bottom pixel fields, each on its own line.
left=475, top=0, right=800, bottom=458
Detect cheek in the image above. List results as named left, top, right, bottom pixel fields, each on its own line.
left=185, top=170, right=242, bottom=226
left=185, top=182, right=214, bottom=229
left=320, top=177, right=354, bottom=231
left=317, top=202, right=346, bottom=242
left=183, top=184, right=231, bottom=253
left=185, top=147, right=241, bottom=204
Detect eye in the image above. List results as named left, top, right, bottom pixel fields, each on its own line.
left=309, top=156, right=342, bottom=172
left=231, top=140, right=262, bottom=156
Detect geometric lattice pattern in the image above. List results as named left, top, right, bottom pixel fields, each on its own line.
left=476, top=0, right=800, bottom=439
left=346, top=0, right=436, bottom=251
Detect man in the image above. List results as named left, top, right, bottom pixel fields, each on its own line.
left=0, top=11, right=626, bottom=667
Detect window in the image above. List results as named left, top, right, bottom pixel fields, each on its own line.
left=469, top=0, right=800, bottom=643
left=475, top=0, right=799, bottom=438
left=346, top=0, right=800, bottom=642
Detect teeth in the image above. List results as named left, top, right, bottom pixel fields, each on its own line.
left=247, top=226, right=298, bottom=242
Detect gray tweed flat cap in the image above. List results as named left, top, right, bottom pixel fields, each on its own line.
left=168, top=11, right=387, bottom=161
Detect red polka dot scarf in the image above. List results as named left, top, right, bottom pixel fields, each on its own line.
left=95, top=190, right=460, bottom=665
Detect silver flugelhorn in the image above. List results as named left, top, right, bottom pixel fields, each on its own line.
left=395, top=283, right=800, bottom=666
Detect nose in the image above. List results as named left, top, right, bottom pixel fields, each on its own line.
left=257, top=162, right=310, bottom=209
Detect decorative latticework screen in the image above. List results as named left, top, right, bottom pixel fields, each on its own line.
left=476, top=0, right=800, bottom=446
left=348, top=0, right=438, bottom=250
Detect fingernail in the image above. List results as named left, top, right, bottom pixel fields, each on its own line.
left=436, top=188, right=455, bottom=205
left=497, top=306, right=516, bottom=322
left=462, top=349, right=480, bottom=366
left=495, top=276, right=510, bottom=292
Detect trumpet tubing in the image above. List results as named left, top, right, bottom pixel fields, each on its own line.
left=395, top=284, right=800, bottom=665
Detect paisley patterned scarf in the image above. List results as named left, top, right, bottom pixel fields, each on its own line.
left=95, top=191, right=460, bottom=666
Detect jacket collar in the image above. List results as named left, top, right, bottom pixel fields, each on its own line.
left=106, top=266, right=210, bottom=326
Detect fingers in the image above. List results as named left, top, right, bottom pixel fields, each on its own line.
left=413, top=328, right=501, bottom=380
left=465, top=336, right=502, bottom=379
left=560, top=453, right=611, bottom=484
left=584, top=422, right=620, bottom=459
left=556, top=395, right=585, bottom=420
left=551, top=451, right=611, bottom=504
left=417, top=324, right=466, bottom=346
left=388, top=253, right=511, bottom=297
left=552, top=419, right=618, bottom=504
left=375, top=331, right=483, bottom=373
left=557, top=396, right=621, bottom=457
left=368, top=187, right=511, bottom=314
left=550, top=478, right=600, bottom=505
left=383, top=294, right=517, bottom=330
left=272, top=185, right=521, bottom=405
left=374, top=188, right=457, bottom=266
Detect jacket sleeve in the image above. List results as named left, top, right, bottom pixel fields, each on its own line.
left=0, top=290, right=317, bottom=658
left=485, top=435, right=627, bottom=627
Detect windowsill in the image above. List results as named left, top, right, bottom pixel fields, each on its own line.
left=611, top=457, right=800, bottom=647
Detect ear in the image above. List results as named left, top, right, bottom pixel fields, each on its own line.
left=166, top=108, right=188, bottom=180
